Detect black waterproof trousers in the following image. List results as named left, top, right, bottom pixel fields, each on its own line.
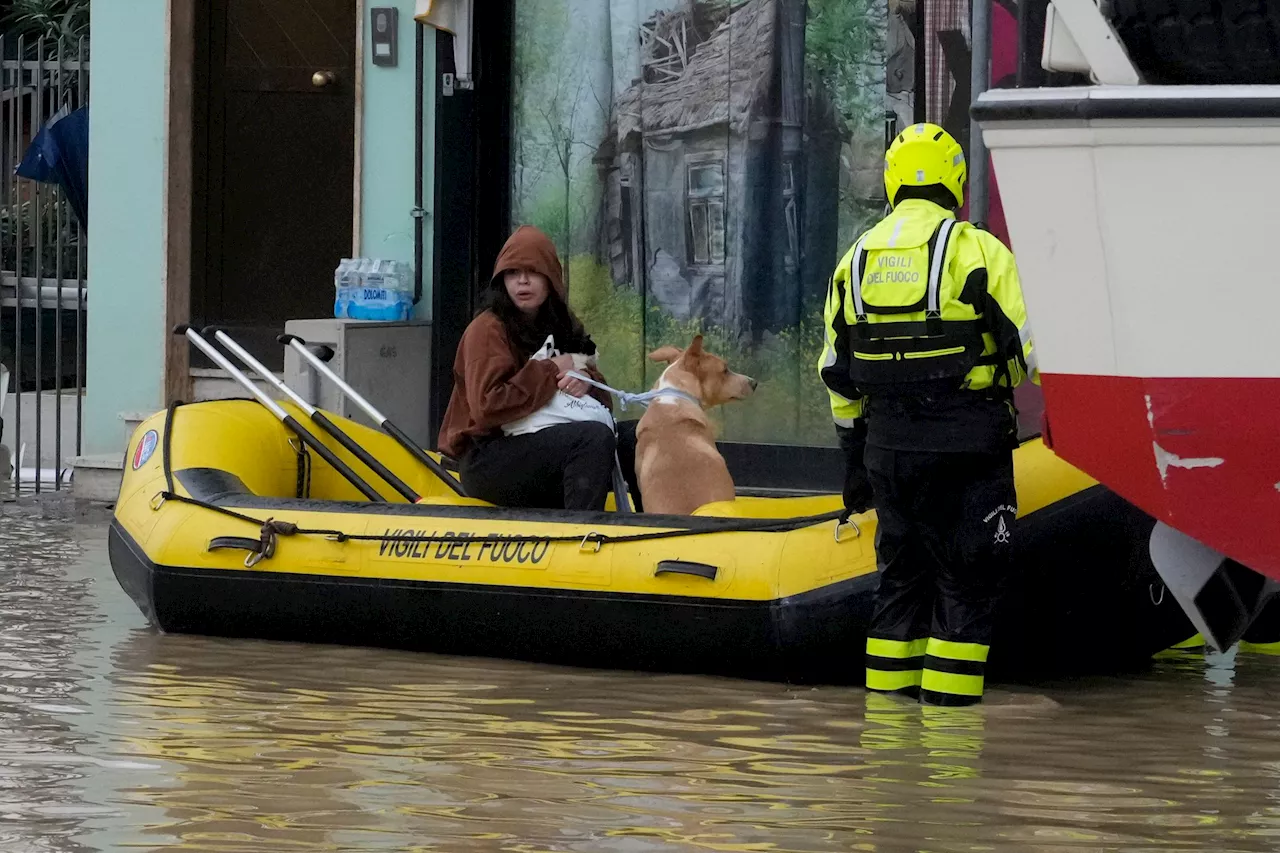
left=862, top=445, right=1017, bottom=706
left=460, top=420, right=641, bottom=512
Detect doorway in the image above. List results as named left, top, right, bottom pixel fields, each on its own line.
left=192, top=0, right=358, bottom=371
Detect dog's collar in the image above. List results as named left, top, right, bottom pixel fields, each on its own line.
left=645, top=387, right=703, bottom=408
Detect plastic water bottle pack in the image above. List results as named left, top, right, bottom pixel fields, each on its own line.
left=334, top=259, right=413, bottom=321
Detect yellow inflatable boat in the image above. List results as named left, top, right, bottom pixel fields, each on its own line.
left=108, top=399, right=1192, bottom=683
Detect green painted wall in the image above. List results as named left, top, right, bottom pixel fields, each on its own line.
left=359, top=3, right=436, bottom=322
left=83, top=0, right=169, bottom=456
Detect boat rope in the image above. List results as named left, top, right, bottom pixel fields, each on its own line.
left=152, top=401, right=858, bottom=568
left=563, top=371, right=702, bottom=411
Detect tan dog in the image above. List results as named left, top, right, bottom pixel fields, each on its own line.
left=635, top=335, right=758, bottom=515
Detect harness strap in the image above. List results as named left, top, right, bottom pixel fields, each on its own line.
left=925, top=219, right=957, bottom=336
left=849, top=237, right=869, bottom=322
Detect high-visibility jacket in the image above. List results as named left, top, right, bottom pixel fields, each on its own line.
left=819, top=199, right=1037, bottom=436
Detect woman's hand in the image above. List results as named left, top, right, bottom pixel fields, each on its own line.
left=557, top=373, right=590, bottom=397
left=549, top=354, right=576, bottom=373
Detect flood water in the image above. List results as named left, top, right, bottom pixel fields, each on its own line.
left=4, top=510, right=1280, bottom=852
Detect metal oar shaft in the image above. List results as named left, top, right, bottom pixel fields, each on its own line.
left=173, top=325, right=385, bottom=502
left=209, top=329, right=419, bottom=502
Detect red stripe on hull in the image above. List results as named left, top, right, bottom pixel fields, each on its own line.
left=1041, top=374, right=1280, bottom=581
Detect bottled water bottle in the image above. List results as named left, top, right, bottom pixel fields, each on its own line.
left=348, top=259, right=413, bottom=321
left=333, top=259, right=360, bottom=318
left=388, top=260, right=415, bottom=319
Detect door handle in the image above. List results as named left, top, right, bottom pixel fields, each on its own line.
left=312, top=71, right=336, bottom=88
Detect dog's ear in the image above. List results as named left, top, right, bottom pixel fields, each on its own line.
left=647, top=346, right=684, bottom=364
left=687, top=334, right=704, bottom=357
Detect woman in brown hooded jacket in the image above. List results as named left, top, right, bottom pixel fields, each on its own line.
left=437, top=226, right=641, bottom=511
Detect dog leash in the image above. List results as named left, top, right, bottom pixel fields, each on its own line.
left=563, top=372, right=702, bottom=412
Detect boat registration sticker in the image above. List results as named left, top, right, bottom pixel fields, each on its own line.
left=132, top=430, right=159, bottom=470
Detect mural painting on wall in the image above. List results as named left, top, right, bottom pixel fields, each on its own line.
left=511, top=0, right=888, bottom=446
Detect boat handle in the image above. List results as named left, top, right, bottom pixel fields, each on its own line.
left=208, top=536, right=275, bottom=567
left=208, top=536, right=262, bottom=554
left=655, top=560, right=718, bottom=581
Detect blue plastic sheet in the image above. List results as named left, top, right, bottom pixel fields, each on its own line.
left=15, top=104, right=88, bottom=231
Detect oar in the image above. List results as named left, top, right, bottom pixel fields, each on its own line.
left=172, top=325, right=385, bottom=502
left=278, top=333, right=466, bottom=497
left=203, top=327, right=421, bottom=503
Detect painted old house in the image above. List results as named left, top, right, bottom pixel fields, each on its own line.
left=596, top=0, right=842, bottom=338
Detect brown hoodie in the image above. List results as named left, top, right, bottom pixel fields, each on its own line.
left=437, top=226, right=614, bottom=459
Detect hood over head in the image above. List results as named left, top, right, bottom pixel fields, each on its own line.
left=491, top=225, right=565, bottom=299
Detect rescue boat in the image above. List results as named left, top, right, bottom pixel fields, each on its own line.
left=107, top=398, right=1192, bottom=683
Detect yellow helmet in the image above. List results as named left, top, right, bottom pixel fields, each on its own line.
left=884, top=122, right=966, bottom=209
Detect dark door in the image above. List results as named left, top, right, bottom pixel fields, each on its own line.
left=429, top=6, right=514, bottom=447
left=194, top=0, right=356, bottom=370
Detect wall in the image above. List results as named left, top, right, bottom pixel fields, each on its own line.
left=82, top=0, right=169, bottom=456
left=359, top=1, right=436, bottom=322
left=81, top=3, right=438, bottom=457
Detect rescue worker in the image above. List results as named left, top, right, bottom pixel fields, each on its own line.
left=818, top=122, right=1037, bottom=706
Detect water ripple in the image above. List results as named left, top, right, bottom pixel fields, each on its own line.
left=0, top=516, right=1279, bottom=850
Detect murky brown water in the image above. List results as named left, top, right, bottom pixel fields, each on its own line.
left=4, top=512, right=1280, bottom=851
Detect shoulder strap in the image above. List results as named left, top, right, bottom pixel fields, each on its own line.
left=925, top=218, right=960, bottom=335
left=848, top=237, right=869, bottom=321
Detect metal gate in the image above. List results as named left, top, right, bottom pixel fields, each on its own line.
left=1, top=36, right=88, bottom=495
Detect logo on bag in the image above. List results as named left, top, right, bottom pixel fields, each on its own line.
left=132, top=430, right=159, bottom=470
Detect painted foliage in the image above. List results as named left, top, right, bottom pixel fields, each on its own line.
left=511, top=0, right=888, bottom=446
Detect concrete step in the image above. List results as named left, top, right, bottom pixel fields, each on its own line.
left=66, top=369, right=285, bottom=505
left=191, top=368, right=279, bottom=402
left=70, top=453, right=124, bottom=504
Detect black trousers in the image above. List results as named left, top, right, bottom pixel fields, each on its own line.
left=863, top=445, right=1016, bottom=706
left=461, top=420, right=641, bottom=512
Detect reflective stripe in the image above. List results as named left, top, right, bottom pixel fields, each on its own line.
left=820, top=274, right=844, bottom=369
left=833, top=416, right=858, bottom=428
left=903, top=346, right=966, bottom=359
left=887, top=218, right=904, bottom=248
left=925, top=638, right=989, bottom=663
left=867, top=637, right=928, bottom=659
left=849, top=238, right=868, bottom=318
left=1017, top=320, right=1038, bottom=377
left=1023, top=345, right=1039, bottom=377
left=926, top=218, right=956, bottom=316
left=867, top=668, right=923, bottom=692
left=921, top=668, right=984, bottom=697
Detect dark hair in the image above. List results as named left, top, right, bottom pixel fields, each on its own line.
left=485, top=276, right=597, bottom=357
left=893, top=184, right=962, bottom=210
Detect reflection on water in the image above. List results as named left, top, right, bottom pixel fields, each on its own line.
left=3, top=515, right=1280, bottom=850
